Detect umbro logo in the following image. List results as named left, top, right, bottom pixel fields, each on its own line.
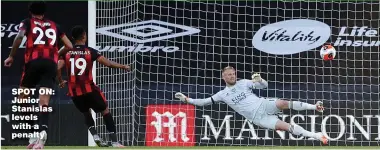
left=96, top=20, right=200, bottom=43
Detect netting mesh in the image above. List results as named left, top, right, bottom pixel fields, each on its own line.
left=95, top=0, right=380, bottom=146
left=95, top=0, right=138, bottom=146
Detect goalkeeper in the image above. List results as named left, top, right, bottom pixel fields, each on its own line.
left=175, top=66, right=328, bottom=144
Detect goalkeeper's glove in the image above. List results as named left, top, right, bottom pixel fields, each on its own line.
left=175, top=92, right=188, bottom=103
left=252, top=73, right=262, bottom=82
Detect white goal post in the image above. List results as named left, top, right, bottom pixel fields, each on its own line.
left=88, top=0, right=97, bottom=147
left=92, top=0, right=380, bottom=147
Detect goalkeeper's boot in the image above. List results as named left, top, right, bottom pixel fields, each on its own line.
left=32, top=130, right=47, bottom=149
left=316, top=132, right=328, bottom=145
left=26, top=137, right=38, bottom=149
left=93, top=135, right=108, bottom=147
left=316, top=101, right=324, bottom=113
left=111, top=142, right=125, bottom=148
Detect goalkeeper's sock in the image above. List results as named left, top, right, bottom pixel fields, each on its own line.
left=103, top=113, right=118, bottom=142
left=289, top=101, right=316, bottom=111
left=39, top=105, right=49, bottom=132
left=83, top=112, right=98, bottom=136
left=289, top=124, right=316, bottom=138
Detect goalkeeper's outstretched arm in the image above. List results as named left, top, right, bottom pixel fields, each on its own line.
left=175, top=92, right=222, bottom=106
left=250, top=73, right=268, bottom=89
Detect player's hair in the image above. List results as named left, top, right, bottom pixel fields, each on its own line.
left=28, top=1, right=46, bottom=15
left=71, top=25, right=86, bottom=41
left=222, top=66, right=235, bottom=73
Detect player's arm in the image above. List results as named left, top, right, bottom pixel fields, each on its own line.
left=58, top=46, right=69, bottom=56
left=57, top=24, right=73, bottom=56
left=248, top=73, right=268, bottom=89
left=89, top=47, right=130, bottom=70
left=175, top=92, right=223, bottom=106
left=58, top=37, right=73, bottom=56
left=4, top=20, right=30, bottom=67
left=9, top=30, right=25, bottom=58
left=56, top=56, right=66, bottom=87
left=57, top=59, right=65, bottom=72
left=97, top=56, right=131, bottom=70
left=9, top=20, right=29, bottom=58
left=56, top=60, right=65, bottom=84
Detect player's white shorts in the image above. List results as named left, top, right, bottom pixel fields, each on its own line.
left=251, top=98, right=282, bottom=130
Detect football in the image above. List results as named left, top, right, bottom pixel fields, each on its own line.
left=320, top=44, right=336, bottom=61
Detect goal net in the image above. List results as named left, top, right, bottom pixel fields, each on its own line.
left=94, top=0, right=380, bottom=147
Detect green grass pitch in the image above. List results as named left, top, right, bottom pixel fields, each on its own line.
left=2, top=146, right=380, bottom=149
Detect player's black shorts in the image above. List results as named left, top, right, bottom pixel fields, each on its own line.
left=71, top=91, right=107, bottom=113
left=20, top=58, right=57, bottom=89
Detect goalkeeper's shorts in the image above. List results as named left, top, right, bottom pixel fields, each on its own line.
left=251, top=98, right=281, bottom=130
left=71, top=91, right=107, bottom=113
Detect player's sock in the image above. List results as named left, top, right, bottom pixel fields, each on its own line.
left=24, top=113, right=38, bottom=146
left=39, top=105, right=49, bottom=132
left=88, top=126, right=98, bottom=136
left=83, top=112, right=98, bottom=135
left=103, top=113, right=118, bottom=142
left=26, top=119, right=39, bottom=141
left=21, top=103, right=36, bottom=134
left=26, top=119, right=35, bottom=128
left=289, top=124, right=316, bottom=138
left=289, top=101, right=316, bottom=111
left=25, top=116, right=36, bottom=132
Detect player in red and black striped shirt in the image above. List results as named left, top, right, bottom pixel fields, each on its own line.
left=3, top=1, right=73, bottom=149
left=57, top=26, right=129, bottom=147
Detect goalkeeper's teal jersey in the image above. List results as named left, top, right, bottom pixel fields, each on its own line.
left=211, top=79, right=267, bottom=121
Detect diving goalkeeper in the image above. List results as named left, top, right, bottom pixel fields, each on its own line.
left=175, top=66, right=328, bottom=144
